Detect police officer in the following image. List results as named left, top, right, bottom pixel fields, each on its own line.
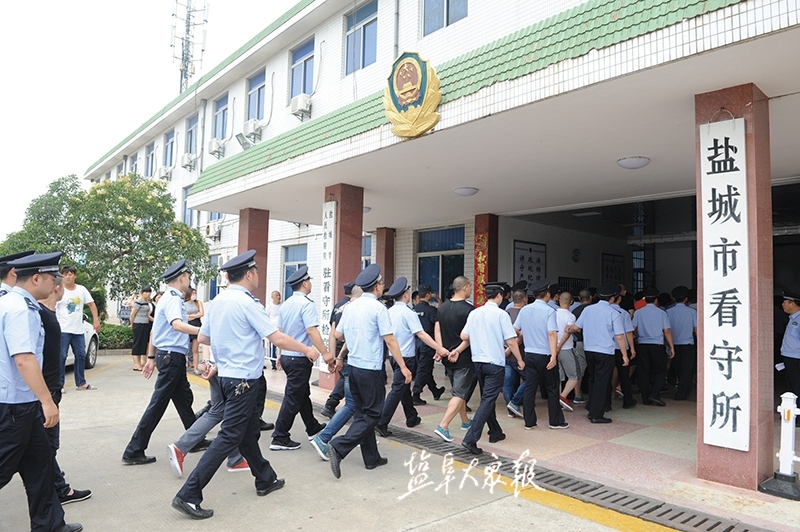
left=327, top=264, right=412, bottom=478
left=666, top=286, right=697, bottom=401
left=413, top=284, right=445, bottom=405
left=172, top=250, right=318, bottom=519
left=122, top=259, right=199, bottom=465
left=610, top=290, right=637, bottom=409
left=0, top=250, right=34, bottom=296
left=632, top=287, right=675, bottom=406
left=0, top=251, right=82, bottom=532
left=460, top=282, right=525, bottom=455
left=514, top=278, right=568, bottom=430
left=780, top=290, right=800, bottom=426
left=566, top=283, right=628, bottom=423
left=376, top=277, right=449, bottom=437
left=271, top=265, right=331, bottom=451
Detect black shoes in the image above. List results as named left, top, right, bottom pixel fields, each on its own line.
left=406, top=416, right=422, bottom=428
left=461, top=441, right=483, bottom=455
left=260, top=419, right=275, bottom=431
left=432, top=386, right=446, bottom=401
left=59, top=489, right=92, bottom=505
left=320, top=406, right=336, bottom=419
left=56, top=524, right=83, bottom=532
left=412, top=395, right=427, bottom=406
left=270, top=438, right=301, bottom=450
left=649, top=398, right=666, bottom=407
left=122, top=454, right=156, bottom=465
left=365, top=457, right=388, bottom=470
left=488, top=433, right=506, bottom=443
left=256, top=478, right=285, bottom=497
left=188, top=439, right=212, bottom=453
left=589, top=417, right=613, bottom=424
left=375, top=425, right=393, bottom=438
left=623, top=399, right=638, bottom=409
left=194, top=400, right=212, bottom=419
left=327, top=444, right=342, bottom=479
left=171, top=496, right=213, bottom=519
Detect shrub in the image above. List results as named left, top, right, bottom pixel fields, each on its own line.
left=99, top=324, right=134, bottom=349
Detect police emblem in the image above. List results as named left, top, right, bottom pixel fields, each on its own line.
left=383, top=52, right=441, bottom=138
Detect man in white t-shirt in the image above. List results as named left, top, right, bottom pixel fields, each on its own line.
left=266, top=290, right=281, bottom=370
left=556, top=292, right=583, bottom=410
left=56, top=266, right=101, bottom=390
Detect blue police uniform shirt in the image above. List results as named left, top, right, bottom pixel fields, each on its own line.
left=781, top=310, right=800, bottom=360
left=513, top=299, right=557, bottom=355
left=665, top=303, right=697, bottom=345
left=0, top=286, right=44, bottom=404
left=389, top=301, right=423, bottom=358
left=199, top=285, right=278, bottom=379
left=337, top=292, right=393, bottom=370
left=0, top=281, right=13, bottom=297
left=632, top=304, right=671, bottom=344
left=278, top=292, right=319, bottom=357
left=575, top=300, right=624, bottom=355
left=152, top=288, right=190, bottom=354
left=547, top=300, right=560, bottom=311
left=462, top=301, right=517, bottom=367
left=610, top=303, right=634, bottom=349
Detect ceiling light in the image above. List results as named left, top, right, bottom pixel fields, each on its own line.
left=454, top=187, right=479, bottom=197
left=363, top=206, right=371, bottom=213
left=617, top=156, right=650, bottom=170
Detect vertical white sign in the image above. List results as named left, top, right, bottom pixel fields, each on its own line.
left=701, top=118, right=750, bottom=451
left=318, top=201, right=336, bottom=371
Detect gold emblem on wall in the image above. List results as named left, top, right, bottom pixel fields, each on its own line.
left=383, top=52, right=441, bottom=138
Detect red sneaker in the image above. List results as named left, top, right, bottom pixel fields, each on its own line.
left=167, top=444, right=185, bottom=478
left=227, top=459, right=250, bottom=473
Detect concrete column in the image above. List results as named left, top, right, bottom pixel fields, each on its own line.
left=376, top=228, right=395, bottom=283
left=237, top=208, right=269, bottom=304
left=473, top=214, right=499, bottom=306
left=695, top=83, right=773, bottom=489
left=324, top=184, right=364, bottom=302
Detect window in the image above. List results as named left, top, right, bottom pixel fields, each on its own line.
left=290, top=39, right=314, bottom=98
left=283, top=244, right=308, bottom=297
left=104, top=171, right=111, bottom=182
left=183, top=187, right=195, bottom=226
left=145, top=142, right=155, bottom=177
left=361, top=236, right=372, bottom=270
left=214, top=95, right=228, bottom=139
left=423, top=0, right=468, bottom=36
left=164, top=130, right=175, bottom=167
left=247, top=71, right=266, bottom=121
left=208, top=211, right=223, bottom=221
left=116, top=162, right=124, bottom=177
left=186, top=114, right=199, bottom=154
left=345, top=0, right=378, bottom=75
left=417, top=227, right=465, bottom=296
left=130, top=153, right=139, bottom=175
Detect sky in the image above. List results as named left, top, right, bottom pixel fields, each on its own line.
left=0, top=0, right=297, bottom=240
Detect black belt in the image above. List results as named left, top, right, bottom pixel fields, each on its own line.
left=157, top=349, right=187, bottom=356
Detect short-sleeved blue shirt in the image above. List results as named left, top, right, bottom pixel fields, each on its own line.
left=575, top=300, right=624, bottom=355
left=666, top=303, right=697, bottom=345
left=338, top=293, right=393, bottom=370
left=632, top=304, right=671, bottom=344
left=389, top=301, right=423, bottom=358
left=200, top=285, right=278, bottom=379
left=513, top=299, right=557, bottom=355
left=462, top=301, right=517, bottom=367
left=152, top=288, right=190, bottom=353
left=0, top=286, right=44, bottom=404
left=610, top=303, right=634, bottom=349
left=781, top=310, right=800, bottom=360
left=278, top=292, right=319, bottom=357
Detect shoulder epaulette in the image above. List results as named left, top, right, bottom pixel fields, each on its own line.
left=169, top=289, right=181, bottom=297
left=25, top=297, right=40, bottom=311
left=0, top=289, right=7, bottom=297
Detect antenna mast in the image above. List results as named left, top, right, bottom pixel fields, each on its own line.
left=172, top=0, right=209, bottom=93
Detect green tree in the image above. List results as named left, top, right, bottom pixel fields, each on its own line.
left=1, top=174, right=216, bottom=302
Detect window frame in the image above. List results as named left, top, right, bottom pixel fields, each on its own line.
left=213, top=94, right=229, bottom=139
left=290, top=39, right=315, bottom=98
left=130, top=153, right=139, bottom=175
left=144, top=142, right=156, bottom=177
left=183, top=186, right=196, bottom=227
left=247, top=71, right=266, bottom=121
left=164, top=130, right=175, bottom=168
left=186, top=114, right=199, bottom=154
left=423, top=0, right=468, bottom=37
left=283, top=244, right=308, bottom=298
left=345, top=0, right=378, bottom=75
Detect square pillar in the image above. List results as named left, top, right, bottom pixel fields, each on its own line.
left=238, top=208, right=269, bottom=304
left=474, top=214, right=499, bottom=306
left=695, top=83, right=773, bottom=489
left=324, top=184, right=364, bottom=301
left=376, top=227, right=395, bottom=283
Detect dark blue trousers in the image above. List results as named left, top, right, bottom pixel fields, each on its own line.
left=585, top=351, right=615, bottom=419
left=379, top=356, right=418, bottom=426
left=272, top=355, right=322, bottom=440
left=672, top=344, right=696, bottom=400
left=523, top=353, right=564, bottom=427
left=124, top=350, right=195, bottom=458
left=330, top=366, right=384, bottom=467
left=0, top=402, right=66, bottom=532
left=463, top=362, right=504, bottom=445
left=177, top=376, right=277, bottom=504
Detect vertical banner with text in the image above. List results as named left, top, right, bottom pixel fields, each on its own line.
left=319, top=201, right=336, bottom=372
left=701, top=117, right=750, bottom=452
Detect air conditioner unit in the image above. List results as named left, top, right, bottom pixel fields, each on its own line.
left=290, top=94, right=312, bottom=117
left=156, top=166, right=171, bottom=180
left=181, top=153, right=195, bottom=170
left=205, top=221, right=221, bottom=240
left=243, top=119, right=261, bottom=142
left=208, top=138, right=225, bottom=159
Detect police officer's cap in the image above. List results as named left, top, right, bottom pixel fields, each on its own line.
left=548, top=283, right=561, bottom=296
left=418, top=283, right=433, bottom=297
left=286, top=265, right=311, bottom=286
left=9, top=252, right=63, bottom=277
left=511, top=280, right=528, bottom=292
left=782, top=290, right=800, bottom=304
left=598, top=283, right=621, bottom=298
left=671, top=285, right=690, bottom=301
left=386, top=277, right=410, bottom=299
left=643, top=287, right=659, bottom=298
left=221, top=250, right=258, bottom=274
left=343, top=282, right=355, bottom=295
left=484, top=281, right=506, bottom=298
left=0, top=250, right=35, bottom=266
left=355, top=264, right=382, bottom=290
left=529, top=278, right=550, bottom=296
left=162, top=258, right=190, bottom=281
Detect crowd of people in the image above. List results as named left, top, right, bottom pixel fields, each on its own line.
left=3, top=248, right=800, bottom=528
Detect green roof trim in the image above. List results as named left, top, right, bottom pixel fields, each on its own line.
left=190, top=0, right=744, bottom=196
left=84, top=0, right=315, bottom=175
